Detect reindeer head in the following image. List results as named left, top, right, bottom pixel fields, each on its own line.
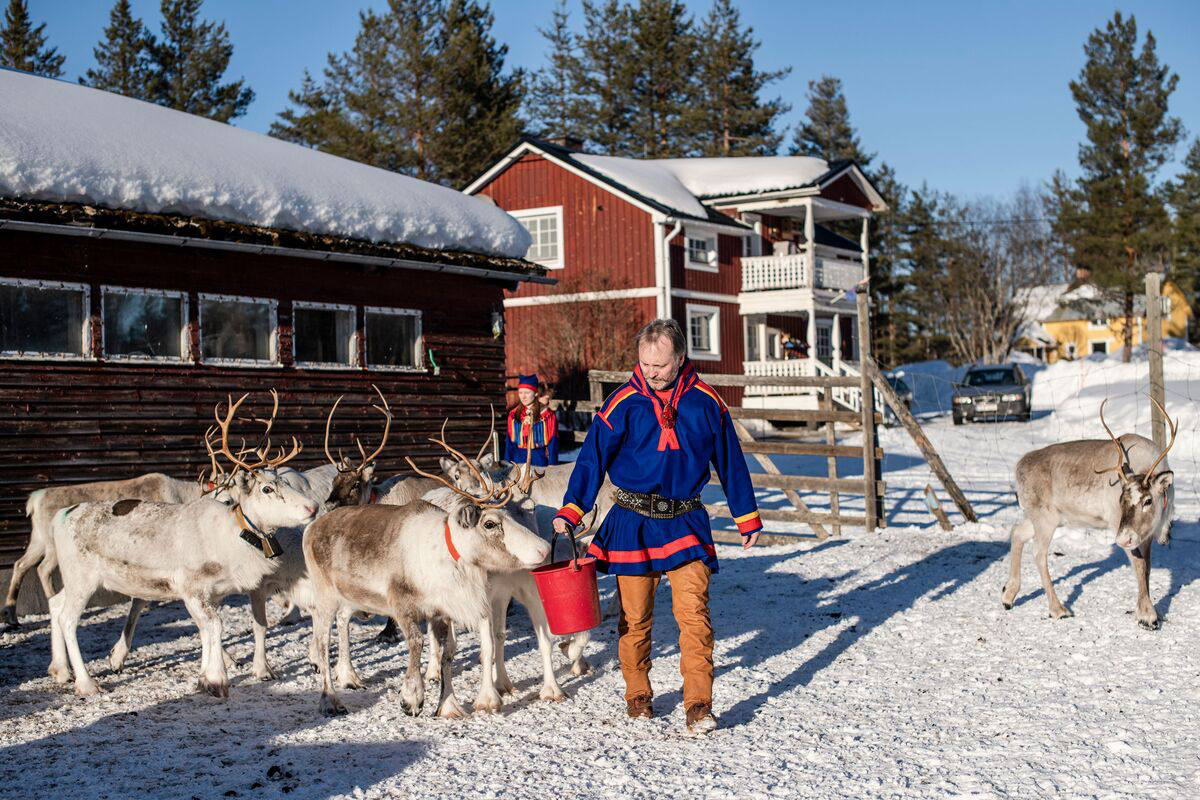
left=213, top=391, right=318, bottom=527
left=324, top=385, right=391, bottom=508
left=1097, top=397, right=1176, bottom=550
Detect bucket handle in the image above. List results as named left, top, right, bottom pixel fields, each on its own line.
left=549, top=506, right=597, bottom=572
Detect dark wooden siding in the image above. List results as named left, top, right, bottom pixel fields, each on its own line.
left=0, top=229, right=511, bottom=566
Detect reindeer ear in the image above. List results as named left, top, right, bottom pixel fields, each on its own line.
left=479, top=453, right=495, bottom=468
left=439, top=457, right=457, bottom=475
left=456, top=503, right=481, bottom=529
left=1151, top=471, right=1174, bottom=492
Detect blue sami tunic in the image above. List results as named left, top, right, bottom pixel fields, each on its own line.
left=554, top=360, right=763, bottom=576
left=505, top=405, right=559, bottom=467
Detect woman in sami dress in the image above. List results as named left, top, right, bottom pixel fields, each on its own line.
left=504, top=373, right=558, bottom=466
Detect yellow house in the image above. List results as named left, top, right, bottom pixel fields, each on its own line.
left=1016, top=278, right=1191, bottom=363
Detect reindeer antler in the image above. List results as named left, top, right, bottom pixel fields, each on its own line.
left=250, top=389, right=280, bottom=461
left=1095, top=398, right=1134, bottom=479
left=476, top=404, right=496, bottom=461
left=405, top=432, right=511, bottom=508
left=1143, top=395, right=1178, bottom=480
left=215, top=391, right=301, bottom=473
left=515, top=434, right=545, bottom=495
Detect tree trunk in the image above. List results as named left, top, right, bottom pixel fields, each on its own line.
left=1122, top=290, right=1135, bottom=362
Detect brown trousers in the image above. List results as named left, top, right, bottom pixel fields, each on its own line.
left=616, top=559, right=712, bottom=708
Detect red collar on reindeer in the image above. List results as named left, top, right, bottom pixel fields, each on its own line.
left=444, top=520, right=461, bottom=562
left=629, top=360, right=700, bottom=451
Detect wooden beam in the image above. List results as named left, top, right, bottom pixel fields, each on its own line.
left=585, top=369, right=859, bottom=388
left=924, top=484, right=953, bottom=532
left=738, top=441, right=882, bottom=458
left=708, top=504, right=866, bottom=527
left=1145, top=272, right=1166, bottom=450
left=712, top=471, right=885, bottom=494
left=865, top=356, right=977, bottom=523
left=729, top=408, right=878, bottom=424
left=857, top=290, right=882, bottom=531
left=823, top=388, right=841, bottom=537
left=711, top=529, right=814, bottom=547
left=730, top=418, right=828, bottom=540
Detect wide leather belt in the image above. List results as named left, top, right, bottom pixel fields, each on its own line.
left=613, top=488, right=703, bottom=519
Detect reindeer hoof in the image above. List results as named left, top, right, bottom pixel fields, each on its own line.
left=198, top=678, right=230, bottom=698
left=48, top=662, right=72, bottom=684
left=1138, top=618, right=1160, bottom=631
left=437, top=697, right=466, bottom=719
left=399, top=697, right=425, bottom=717
left=1001, top=602, right=1013, bottom=611
left=320, top=694, right=348, bottom=717
left=497, top=679, right=516, bottom=696
left=335, top=672, right=364, bottom=691
left=540, top=685, right=567, bottom=703
left=1, top=605, right=19, bottom=628
left=75, top=680, right=104, bottom=697
left=253, top=663, right=279, bottom=682
left=1049, top=607, right=1074, bottom=620
left=473, top=691, right=502, bottom=714
left=571, top=658, right=591, bottom=677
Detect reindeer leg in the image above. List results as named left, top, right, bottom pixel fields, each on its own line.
left=431, top=617, right=465, bottom=719
left=474, top=612, right=503, bottom=714
left=566, top=630, right=591, bottom=677
left=53, top=586, right=102, bottom=696
left=35, top=547, right=59, bottom=612
left=182, top=596, right=228, bottom=698
left=249, top=590, right=278, bottom=681
left=334, top=607, right=364, bottom=689
left=376, top=616, right=400, bottom=644
left=1128, top=540, right=1159, bottom=630
left=492, top=596, right=516, bottom=696
left=3, top=536, right=45, bottom=627
left=1032, top=517, right=1071, bottom=619
left=108, top=598, right=147, bottom=673
left=47, top=591, right=73, bottom=685
left=395, top=614, right=425, bottom=716
left=313, top=605, right=345, bottom=716
left=517, top=582, right=565, bottom=702
left=1001, top=516, right=1034, bottom=609
left=424, top=617, right=443, bottom=683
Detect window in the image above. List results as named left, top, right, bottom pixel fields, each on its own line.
left=0, top=278, right=90, bottom=359
left=816, top=325, right=832, bottom=363
left=1065, top=343, right=1077, bottom=359
left=1088, top=317, right=1109, bottom=330
left=102, top=286, right=186, bottom=362
left=511, top=206, right=563, bottom=268
left=686, top=304, right=720, bottom=361
left=744, top=317, right=760, bottom=362
left=366, top=306, right=422, bottom=370
left=686, top=233, right=717, bottom=271
left=294, top=301, right=356, bottom=368
left=1091, top=340, right=1108, bottom=355
left=199, top=293, right=277, bottom=365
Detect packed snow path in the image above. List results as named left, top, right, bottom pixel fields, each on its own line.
left=4, top=351, right=1200, bottom=798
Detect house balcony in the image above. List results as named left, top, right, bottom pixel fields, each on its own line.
left=741, top=252, right=863, bottom=293
left=741, top=357, right=879, bottom=414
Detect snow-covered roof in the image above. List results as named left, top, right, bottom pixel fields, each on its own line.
left=1018, top=283, right=1069, bottom=322
left=572, top=152, right=833, bottom=220
left=0, top=69, right=531, bottom=259
left=649, top=156, right=832, bottom=199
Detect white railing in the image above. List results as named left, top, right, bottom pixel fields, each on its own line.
left=743, top=357, right=882, bottom=413
left=741, top=253, right=809, bottom=292
left=741, top=253, right=864, bottom=292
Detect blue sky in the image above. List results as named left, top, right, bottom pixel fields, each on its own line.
left=32, top=1, right=1200, bottom=198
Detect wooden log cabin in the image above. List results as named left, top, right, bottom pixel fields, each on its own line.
left=0, top=70, right=548, bottom=603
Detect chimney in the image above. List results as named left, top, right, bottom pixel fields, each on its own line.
left=545, top=134, right=584, bottom=151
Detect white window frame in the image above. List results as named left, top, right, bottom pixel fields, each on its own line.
left=685, top=231, right=718, bottom=272
left=0, top=277, right=93, bottom=361
left=510, top=205, right=564, bottom=269
left=100, top=285, right=189, bottom=364
left=1064, top=343, right=1077, bottom=359
left=686, top=303, right=721, bottom=361
left=364, top=305, right=423, bottom=372
left=197, top=292, right=279, bottom=368
left=1090, top=340, right=1108, bottom=356
left=1087, top=317, right=1109, bottom=330
left=292, top=300, right=359, bottom=370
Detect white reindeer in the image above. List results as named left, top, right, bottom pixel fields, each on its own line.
left=46, top=393, right=318, bottom=698
left=303, top=444, right=550, bottom=717
left=1001, top=398, right=1176, bottom=628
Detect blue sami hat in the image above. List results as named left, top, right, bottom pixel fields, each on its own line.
left=517, top=374, right=539, bottom=391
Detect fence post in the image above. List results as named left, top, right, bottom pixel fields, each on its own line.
left=822, top=388, right=841, bottom=537
left=1144, top=273, right=1166, bottom=450
left=856, top=289, right=881, bottom=531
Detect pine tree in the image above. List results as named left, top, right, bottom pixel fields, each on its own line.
left=0, top=0, right=64, bottom=77
left=627, top=0, right=697, bottom=157
left=430, top=0, right=525, bottom=187
left=152, top=0, right=254, bottom=122
left=1167, top=137, right=1200, bottom=339
left=81, top=0, right=157, bottom=99
left=898, top=186, right=952, bottom=362
left=790, top=75, right=874, bottom=168
left=526, top=0, right=584, bottom=140
left=867, top=162, right=912, bottom=368
left=691, top=0, right=788, bottom=156
left=1053, top=12, right=1182, bottom=361
left=574, top=0, right=636, bottom=155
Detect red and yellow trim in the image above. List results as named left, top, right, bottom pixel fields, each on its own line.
left=587, top=535, right=717, bottom=564
left=597, top=386, right=638, bottom=429
left=556, top=503, right=584, bottom=526
left=733, top=510, right=763, bottom=535
left=694, top=381, right=728, bottom=414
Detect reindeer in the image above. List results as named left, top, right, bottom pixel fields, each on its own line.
left=303, top=440, right=550, bottom=717
left=1001, top=398, right=1176, bottom=628
left=46, top=392, right=318, bottom=698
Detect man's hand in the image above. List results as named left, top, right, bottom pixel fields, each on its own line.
left=553, top=517, right=573, bottom=536
left=742, top=531, right=760, bottom=549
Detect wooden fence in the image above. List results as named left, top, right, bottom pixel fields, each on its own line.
left=581, top=370, right=885, bottom=542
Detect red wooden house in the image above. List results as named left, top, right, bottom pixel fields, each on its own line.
left=466, top=137, right=887, bottom=408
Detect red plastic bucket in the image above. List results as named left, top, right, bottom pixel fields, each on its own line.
left=531, top=556, right=601, bottom=635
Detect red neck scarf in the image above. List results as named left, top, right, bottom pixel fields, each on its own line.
left=630, top=360, right=697, bottom=451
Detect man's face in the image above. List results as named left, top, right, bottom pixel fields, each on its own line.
left=638, top=335, right=684, bottom=391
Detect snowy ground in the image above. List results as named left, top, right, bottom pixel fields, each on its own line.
left=3, top=352, right=1200, bottom=799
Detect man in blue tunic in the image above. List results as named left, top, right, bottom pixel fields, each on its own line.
left=553, top=319, right=762, bottom=733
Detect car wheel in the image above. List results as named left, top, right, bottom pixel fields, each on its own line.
left=1018, top=411, right=1030, bottom=422
left=953, top=414, right=963, bottom=426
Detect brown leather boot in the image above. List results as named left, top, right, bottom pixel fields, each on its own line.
left=685, top=702, right=716, bottom=733
left=626, top=695, right=653, bottom=719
